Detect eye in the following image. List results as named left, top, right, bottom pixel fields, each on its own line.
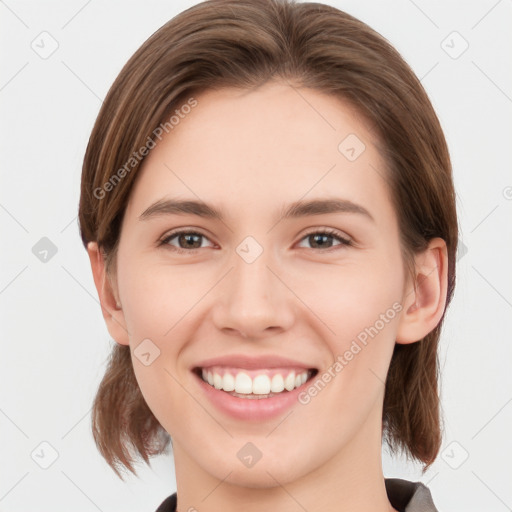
left=158, top=228, right=352, bottom=254
left=296, top=229, right=352, bottom=251
left=158, top=229, right=214, bottom=254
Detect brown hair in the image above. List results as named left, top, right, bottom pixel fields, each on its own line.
left=78, top=0, right=458, bottom=479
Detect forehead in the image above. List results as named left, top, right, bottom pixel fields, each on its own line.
left=124, top=81, right=395, bottom=227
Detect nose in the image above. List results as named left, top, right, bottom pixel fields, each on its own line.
left=212, top=247, right=295, bottom=340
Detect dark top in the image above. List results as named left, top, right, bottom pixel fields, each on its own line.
left=154, top=478, right=438, bottom=512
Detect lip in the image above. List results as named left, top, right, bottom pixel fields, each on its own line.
left=192, top=353, right=315, bottom=370
left=192, top=368, right=317, bottom=421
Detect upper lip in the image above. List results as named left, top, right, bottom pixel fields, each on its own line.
left=193, top=354, right=317, bottom=370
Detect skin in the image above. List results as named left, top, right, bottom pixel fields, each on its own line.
left=88, top=80, right=448, bottom=512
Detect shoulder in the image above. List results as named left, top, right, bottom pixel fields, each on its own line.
left=154, top=492, right=177, bottom=512
left=385, top=478, right=439, bottom=512
left=155, top=481, right=438, bottom=512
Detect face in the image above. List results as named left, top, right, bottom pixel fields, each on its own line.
left=109, top=81, right=412, bottom=487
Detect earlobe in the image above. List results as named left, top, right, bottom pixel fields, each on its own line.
left=86, top=241, right=130, bottom=346
left=396, top=237, right=448, bottom=344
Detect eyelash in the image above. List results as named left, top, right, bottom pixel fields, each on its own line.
left=157, top=228, right=352, bottom=254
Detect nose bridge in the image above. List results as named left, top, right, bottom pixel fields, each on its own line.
left=233, top=247, right=272, bottom=301
left=213, top=239, right=293, bottom=337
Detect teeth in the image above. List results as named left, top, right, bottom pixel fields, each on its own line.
left=223, top=372, right=235, bottom=392
left=284, top=372, right=295, bottom=391
left=213, top=373, right=223, bottom=390
left=271, top=374, right=284, bottom=393
left=253, top=375, right=271, bottom=395
left=235, top=373, right=253, bottom=394
left=200, top=368, right=311, bottom=395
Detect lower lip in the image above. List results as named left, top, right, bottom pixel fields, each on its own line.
left=193, top=371, right=313, bottom=421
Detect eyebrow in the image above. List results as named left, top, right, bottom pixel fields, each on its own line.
left=138, top=197, right=375, bottom=223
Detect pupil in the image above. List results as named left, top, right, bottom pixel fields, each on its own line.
left=181, top=234, right=200, bottom=248
left=311, top=234, right=331, bottom=248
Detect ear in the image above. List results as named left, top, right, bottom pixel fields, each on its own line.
left=86, top=241, right=130, bottom=346
left=396, top=237, right=448, bottom=344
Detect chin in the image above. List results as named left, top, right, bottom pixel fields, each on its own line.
left=197, top=441, right=315, bottom=489
left=218, top=463, right=304, bottom=489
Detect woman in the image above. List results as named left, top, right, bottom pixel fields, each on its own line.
left=79, top=0, right=458, bottom=510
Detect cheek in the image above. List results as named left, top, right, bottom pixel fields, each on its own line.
left=292, top=257, right=402, bottom=396
left=120, top=262, right=192, bottom=423
left=288, top=256, right=403, bottom=337
left=118, top=257, right=204, bottom=340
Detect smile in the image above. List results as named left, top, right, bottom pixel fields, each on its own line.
left=192, top=365, right=318, bottom=420
left=196, top=366, right=317, bottom=398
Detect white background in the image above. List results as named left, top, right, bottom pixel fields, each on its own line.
left=1, top=1, right=511, bottom=511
